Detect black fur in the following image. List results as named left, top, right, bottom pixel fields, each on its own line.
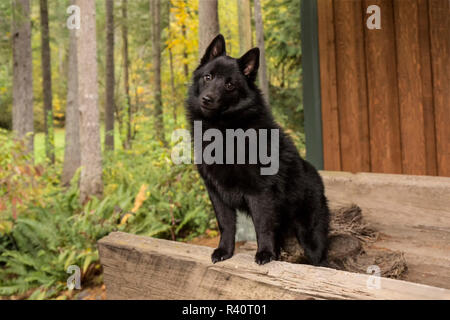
left=185, top=34, right=330, bottom=266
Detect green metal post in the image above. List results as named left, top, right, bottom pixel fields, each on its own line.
left=301, top=0, right=324, bottom=170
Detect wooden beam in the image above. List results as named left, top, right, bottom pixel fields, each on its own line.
left=394, top=0, right=427, bottom=175
left=98, top=232, right=450, bottom=300
left=417, top=0, right=438, bottom=176
left=333, top=0, right=370, bottom=173
left=321, top=171, right=450, bottom=289
left=317, top=0, right=341, bottom=171
left=428, top=0, right=450, bottom=177
left=363, top=0, right=402, bottom=174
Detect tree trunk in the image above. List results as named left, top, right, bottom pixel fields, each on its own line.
left=168, top=2, right=176, bottom=123
left=254, top=0, right=270, bottom=103
left=121, top=0, right=132, bottom=149
left=76, top=0, right=103, bottom=203
left=150, top=0, right=166, bottom=145
left=198, top=0, right=219, bottom=56
left=12, top=0, right=34, bottom=154
left=62, top=18, right=81, bottom=186
left=237, top=0, right=252, bottom=55
left=182, top=21, right=189, bottom=79
left=104, top=0, right=115, bottom=151
left=38, top=0, right=54, bottom=163
left=169, top=48, right=176, bottom=123
left=40, top=0, right=54, bottom=163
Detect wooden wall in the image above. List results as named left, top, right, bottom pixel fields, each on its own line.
left=317, top=0, right=449, bottom=176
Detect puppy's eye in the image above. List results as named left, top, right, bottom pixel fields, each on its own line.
left=225, top=82, right=235, bottom=91
left=204, top=74, right=212, bottom=81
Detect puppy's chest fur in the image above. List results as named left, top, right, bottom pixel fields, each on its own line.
left=194, top=120, right=292, bottom=210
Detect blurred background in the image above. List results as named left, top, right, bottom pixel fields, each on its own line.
left=0, top=0, right=304, bottom=299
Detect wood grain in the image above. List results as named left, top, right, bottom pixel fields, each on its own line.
left=363, top=0, right=402, bottom=174
left=394, top=0, right=427, bottom=175
left=317, top=0, right=341, bottom=171
left=98, top=232, right=450, bottom=300
left=417, top=0, right=438, bottom=176
left=321, top=170, right=450, bottom=289
left=428, top=0, right=450, bottom=177
left=334, top=0, right=370, bottom=173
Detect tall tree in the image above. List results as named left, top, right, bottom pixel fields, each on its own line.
left=62, top=6, right=80, bottom=186
left=181, top=0, right=189, bottom=80
left=76, top=0, right=103, bottom=203
left=198, top=0, right=219, bottom=56
left=104, top=0, right=115, bottom=151
left=121, top=0, right=131, bottom=149
left=254, top=0, right=270, bottom=103
left=237, top=0, right=252, bottom=56
left=12, top=0, right=33, bottom=154
left=168, top=2, right=176, bottom=123
left=168, top=47, right=176, bottom=122
left=150, top=0, right=166, bottom=145
left=39, top=0, right=54, bottom=163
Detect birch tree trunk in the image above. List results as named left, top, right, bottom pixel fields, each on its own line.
left=62, top=11, right=81, bottom=186
left=198, top=0, right=219, bottom=56
left=12, top=0, right=34, bottom=154
left=237, top=0, right=253, bottom=55
left=76, top=0, right=103, bottom=203
left=104, top=0, right=115, bottom=151
left=254, top=0, right=270, bottom=103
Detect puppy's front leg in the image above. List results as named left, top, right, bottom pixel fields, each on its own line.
left=246, top=194, right=278, bottom=265
left=206, top=186, right=236, bottom=263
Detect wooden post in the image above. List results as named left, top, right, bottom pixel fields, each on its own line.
left=301, top=0, right=324, bottom=170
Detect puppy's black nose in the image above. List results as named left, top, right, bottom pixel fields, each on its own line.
left=202, top=95, right=213, bottom=105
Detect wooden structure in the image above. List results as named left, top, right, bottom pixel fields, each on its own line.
left=321, top=171, right=450, bottom=289
left=98, top=232, right=450, bottom=300
left=303, top=0, right=449, bottom=177
left=98, top=171, right=450, bottom=299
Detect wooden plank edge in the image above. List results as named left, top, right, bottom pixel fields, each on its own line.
left=98, top=232, right=450, bottom=300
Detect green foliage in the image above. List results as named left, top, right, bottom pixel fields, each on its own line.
left=0, top=0, right=304, bottom=300
left=264, top=0, right=302, bottom=73
left=0, top=2, right=12, bottom=130
left=0, top=119, right=214, bottom=299
left=103, top=116, right=214, bottom=239
left=0, top=177, right=112, bottom=299
left=0, top=129, right=58, bottom=223
left=262, top=0, right=303, bottom=135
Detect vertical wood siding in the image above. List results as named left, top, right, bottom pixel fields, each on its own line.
left=317, top=0, right=449, bottom=176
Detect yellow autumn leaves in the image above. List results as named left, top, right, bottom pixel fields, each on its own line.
left=119, top=184, right=149, bottom=225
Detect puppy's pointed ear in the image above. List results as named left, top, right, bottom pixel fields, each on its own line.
left=200, top=34, right=226, bottom=65
left=238, top=48, right=260, bottom=81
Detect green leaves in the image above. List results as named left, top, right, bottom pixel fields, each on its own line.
left=0, top=118, right=215, bottom=299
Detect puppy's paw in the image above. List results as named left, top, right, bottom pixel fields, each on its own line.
left=211, top=248, right=233, bottom=264
left=255, top=251, right=276, bottom=265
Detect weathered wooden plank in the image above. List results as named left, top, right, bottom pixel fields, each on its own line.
left=317, top=0, right=341, bottom=171
left=363, top=0, right=402, bottom=174
left=417, top=0, right=438, bottom=176
left=394, top=0, right=427, bottom=175
left=428, top=0, right=450, bottom=177
left=98, top=232, right=450, bottom=300
left=333, top=0, right=370, bottom=173
left=321, top=171, right=450, bottom=289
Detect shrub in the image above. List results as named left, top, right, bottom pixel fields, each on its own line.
left=0, top=119, right=214, bottom=299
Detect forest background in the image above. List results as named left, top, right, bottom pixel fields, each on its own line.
left=0, top=0, right=303, bottom=299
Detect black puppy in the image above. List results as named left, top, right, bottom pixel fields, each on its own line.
left=186, top=34, right=329, bottom=266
